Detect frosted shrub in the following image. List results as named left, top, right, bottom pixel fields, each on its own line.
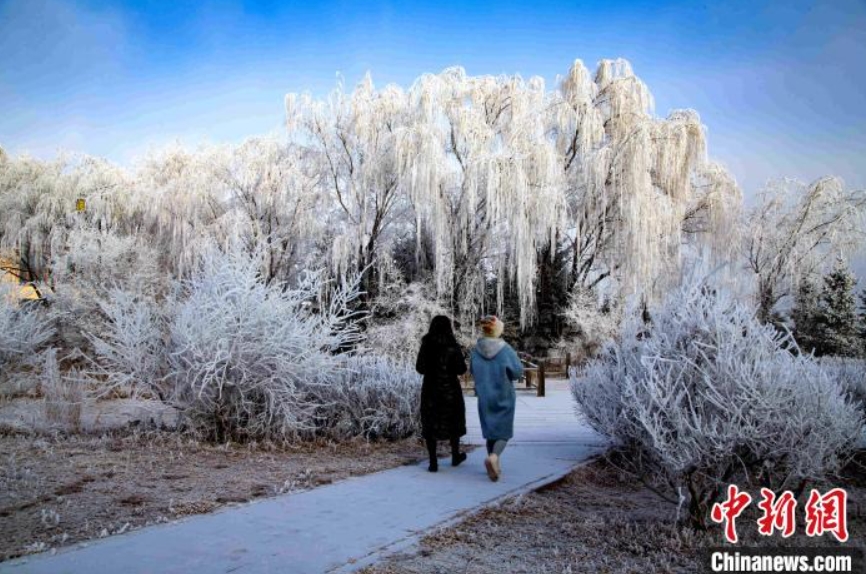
left=820, top=357, right=866, bottom=410
left=166, top=248, right=364, bottom=443
left=559, top=287, right=621, bottom=362
left=41, top=348, right=83, bottom=431
left=49, top=228, right=165, bottom=355
left=84, top=288, right=169, bottom=400
left=571, top=284, right=863, bottom=529
left=51, top=228, right=164, bottom=297
left=313, top=355, right=421, bottom=440
left=366, top=282, right=452, bottom=361
left=0, top=285, right=54, bottom=394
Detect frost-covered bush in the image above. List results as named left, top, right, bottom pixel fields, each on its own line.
left=84, top=288, right=169, bottom=400
left=312, top=355, right=421, bottom=440
left=0, top=285, right=54, bottom=394
left=166, top=248, right=365, bottom=443
left=49, top=228, right=166, bottom=356
left=571, top=284, right=863, bottom=529
left=559, top=287, right=621, bottom=362
left=820, top=357, right=866, bottom=410
left=41, top=348, right=83, bottom=431
left=366, top=282, right=454, bottom=361
left=51, top=228, right=164, bottom=297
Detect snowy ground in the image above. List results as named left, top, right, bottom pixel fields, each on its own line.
left=0, top=431, right=433, bottom=563
left=0, top=379, right=608, bottom=574
left=362, top=453, right=866, bottom=574
left=0, top=398, right=178, bottom=434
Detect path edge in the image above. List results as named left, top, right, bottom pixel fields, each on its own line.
left=329, top=450, right=606, bottom=574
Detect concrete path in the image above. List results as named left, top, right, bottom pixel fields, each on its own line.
left=1, top=380, right=606, bottom=574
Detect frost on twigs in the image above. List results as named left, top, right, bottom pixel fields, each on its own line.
left=41, top=348, right=83, bottom=432
left=312, top=355, right=421, bottom=441
left=49, top=227, right=166, bottom=359
left=84, top=288, right=169, bottom=401
left=0, top=284, right=53, bottom=367
left=165, top=247, right=366, bottom=443
left=365, top=282, right=453, bottom=362
left=819, top=357, right=866, bottom=412
left=559, top=286, right=620, bottom=362
left=0, top=284, right=54, bottom=396
left=745, top=176, right=866, bottom=323
left=571, top=281, right=864, bottom=529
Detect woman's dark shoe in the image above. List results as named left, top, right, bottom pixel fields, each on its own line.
left=428, top=462, right=439, bottom=472
left=451, top=452, right=467, bottom=467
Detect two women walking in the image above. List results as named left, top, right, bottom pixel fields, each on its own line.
left=416, top=314, right=524, bottom=481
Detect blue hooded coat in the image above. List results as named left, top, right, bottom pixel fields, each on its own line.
left=470, top=338, right=524, bottom=440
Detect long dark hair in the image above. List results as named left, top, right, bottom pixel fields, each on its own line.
left=423, top=315, right=457, bottom=346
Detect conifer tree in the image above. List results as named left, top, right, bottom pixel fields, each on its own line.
left=813, top=260, right=860, bottom=357
left=859, top=288, right=866, bottom=353
left=791, top=279, right=821, bottom=354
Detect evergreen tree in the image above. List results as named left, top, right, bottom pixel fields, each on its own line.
left=859, top=288, right=866, bottom=352
left=813, top=260, right=860, bottom=357
left=791, top=279, right=821, bottom=354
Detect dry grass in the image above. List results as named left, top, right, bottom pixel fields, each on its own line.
left=0, top=429, right=449, bottom=562
left=362, top=453, right=866, bottom=574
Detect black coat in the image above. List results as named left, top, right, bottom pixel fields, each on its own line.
left=415, top=337, right=468, bottom=440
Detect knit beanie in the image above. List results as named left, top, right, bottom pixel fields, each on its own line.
left=479, top=315, right=504, bottom=338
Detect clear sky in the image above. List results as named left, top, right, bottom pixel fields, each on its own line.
left=1, top=0, right=865, bottom=199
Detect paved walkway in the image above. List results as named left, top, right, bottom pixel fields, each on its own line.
left=1, top=380, right=606, bottom=574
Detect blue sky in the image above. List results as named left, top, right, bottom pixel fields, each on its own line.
left=1, top=0, right=865, bottom=198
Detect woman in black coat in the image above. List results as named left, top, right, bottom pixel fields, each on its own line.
left=415, top=315, right=468, bottom=472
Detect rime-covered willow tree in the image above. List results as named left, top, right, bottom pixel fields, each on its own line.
left=745, top=176, right=866, bottom=323
left=285, top=75, right=412, bottom=300
left=134, top=137, right=321, bottom=283
left=398, top=68, right=564, bottom=326
left=285, top=59, right=740, bottom=327
left=549, top=59, right=740, bottom=298
left=0, top=153, right=132, bottom=283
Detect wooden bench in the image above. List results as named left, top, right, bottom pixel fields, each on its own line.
left=460, top=353, right=573, bottom=398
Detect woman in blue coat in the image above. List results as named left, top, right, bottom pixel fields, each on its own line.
left=470, top=315, right=523, bottom=481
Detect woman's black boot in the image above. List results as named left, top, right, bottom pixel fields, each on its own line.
left=426, top=438, right=438, bottom=472
left=450, top=437, right=466, bottom=467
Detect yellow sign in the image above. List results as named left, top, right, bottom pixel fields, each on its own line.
left=76, top=198, right=86, bottom=212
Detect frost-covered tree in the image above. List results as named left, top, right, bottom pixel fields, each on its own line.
left=860, top=288, right=866, bottom=346
left=399, top=68, right=564, bottom=327
left=135, top=144, right=233, bottom=278
left=745, top=177, right=866, bottom=323
left=551, top=59, right=741, bottom=300
left=208, top=138, right=322, bottom=284
left=791, top=278, right=821, bottom=354
left=0, top=153, right=132, bottom=284
left=286, top=76, right=411, bottom=299
left=559, top=285, right=621, bottom=360
left=813, top=260, right=861, bottom=357
left=285, top=59, right=740, bottom=329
